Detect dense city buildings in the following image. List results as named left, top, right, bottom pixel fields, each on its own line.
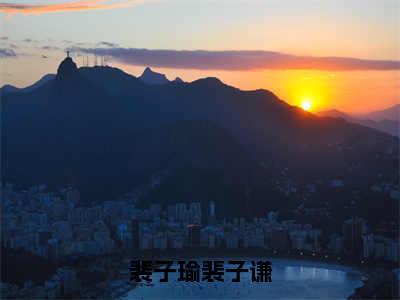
left=2, top=183, right=398, bottom=261
left=1, top=182, right=399, bottom=298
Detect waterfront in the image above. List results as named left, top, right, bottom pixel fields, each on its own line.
left=122, top=258, right=364, bottom=300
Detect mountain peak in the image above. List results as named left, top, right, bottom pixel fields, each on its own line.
left=56, top=56, right=78, bottom=80
left=172, top=77, right=184, bottom=84
left=139, top=67, right=169, bottom=85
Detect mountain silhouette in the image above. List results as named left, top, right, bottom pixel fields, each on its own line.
left=317, top=109, right=349, bottom=119
left=139, top=67, right=169, bottom=85
left=2, top=57, right=398, bottom=209
left=318, top=109, right=399, bottom=137
left=1, top=74, right=55, bottom=95
left=173, top=77, right=184, bottom=84
left=358, top=104, right=400, bottom=122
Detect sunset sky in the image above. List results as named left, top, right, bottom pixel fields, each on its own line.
left=0, top=0, right=399, bottom=114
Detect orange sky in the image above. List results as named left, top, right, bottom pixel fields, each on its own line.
left=116, top=63, right=399, bottom=114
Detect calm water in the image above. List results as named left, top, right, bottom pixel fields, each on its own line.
left=123, top=258, right=363, bottom=300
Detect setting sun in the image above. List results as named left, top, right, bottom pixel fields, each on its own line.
left=301, top=99, right=312, bottom=111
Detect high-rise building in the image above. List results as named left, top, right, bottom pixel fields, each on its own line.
left=117, top=223, right=128, bottom=241
left=190, top=202, right=201, bottom=224
left=362, top=234, right=375, bottom=258
left=187, top=224, right=201, bottom=248
left=342, top=217, right=364, bottom=257
left=208, top=201, right=216, bottom=225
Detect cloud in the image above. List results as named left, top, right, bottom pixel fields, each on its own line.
left=63, top=40, right=92, bottom=47
left=68, top=47, right=400, bottom=71
left=0, top=0, right=141, bottom=15
left=0, top=48, right=16, bottom=58
left=98, top=41, right=119, bottom=47
left=23, top=38, right=38, bottom=43
left=41, top=45, right=60, bottom=50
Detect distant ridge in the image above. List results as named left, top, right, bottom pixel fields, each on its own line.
left=1, top=74, right=55, bottom=95
left=357, top=104, right=400, bottom=122
left=317, top=108, right=399, bottom=137
left=318, top=109, right=349, bottom=119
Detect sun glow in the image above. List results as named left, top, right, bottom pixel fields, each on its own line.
left=281, top=70, right=331, bottom=112
left=301, top=99, right=312, bottom=111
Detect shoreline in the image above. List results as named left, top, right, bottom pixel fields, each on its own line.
left=113, top=253, right=366, bottom=300
left=125, top=248, right=378, bottom=273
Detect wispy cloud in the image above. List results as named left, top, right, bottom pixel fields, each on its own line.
left=0, top=0, right=140, bottom=15
left=98, top=41, right=119, bottom=47
left=0, top=48, right=16, bottom=58
left=69, top=47, right=400, bottom=71
left=23, top=38, right=38, bottom=43
left=41, top=45, right=61, bottom=50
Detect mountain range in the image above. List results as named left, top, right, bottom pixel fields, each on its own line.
left=1, top=57, right=398, bottom=215
left=318, top=107, right=399, bottom=137
left=358, top=104, right=399, bottom=122
left=1, top=74, right=55, bottom=94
